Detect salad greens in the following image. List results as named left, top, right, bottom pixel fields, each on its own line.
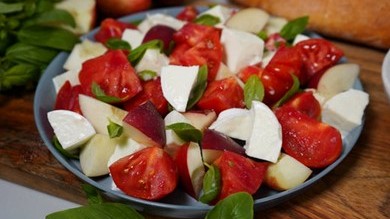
left=166, top=122, right=203, bottom=143
left=280, top=16, right=309, bottom=42
left=244, top=75, right=265, bottom=108
left=205, top=192, right=254, bottom=219
left=107, top=120, right=123, bottom=138
left=0, top=0, right=79, bottom=92
left=199, top=163, right=221, bottom=204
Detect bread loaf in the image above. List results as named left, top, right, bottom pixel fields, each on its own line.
left=231, top=0, right=390, bottom=49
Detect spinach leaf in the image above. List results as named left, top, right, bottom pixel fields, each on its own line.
left=244, top=75, right=264, bottom=108
left=166, top=122, right=202, bottom=143
left=280, top=16, right=309, bottom=41
left=205, top=192, right=254, bottom=219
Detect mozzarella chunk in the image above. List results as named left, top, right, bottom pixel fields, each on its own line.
left=244, top=101, right=282, bottom=163
left=264, top=16, right=288, bottom=35
left=161, top=65, right=199, bottom=112
left=221, top=28, right=264, bottom=73
left=135, top=48, right=169, bottom=76
left=322, top=89, right=369, bottom=136
left=121, top=28, right=144, bottom=49
left=209, top=108, right=253, bottom=141
left=164, top=110, right=190, bottom=146
left=138, top=13, right=185, bottom=33
left=52, top=69, right=80, bottom=93
left=107, top=137, right=147, bottom=167
left=293, top=34, right=310, bottom=45
left=63, top=39, right=107, bottom=71
left=47, top=110, right=96, bottom=151
left=198, top=5, right=233, bottom=26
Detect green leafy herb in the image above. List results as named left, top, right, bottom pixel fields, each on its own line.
left=273, top=73, right=300, bottom=108
left=166, top=122, right=202, bottom=143
left=128, top=40, right=163, bottom=66
left=107, top=120, right=123, bottom=138
left=23, top=9, right=76, bottom=28
left=81, top=184, right=104, bottom=205
left=244, top=75, right=264, bottom=108
left=280, top=16, right=309, bottom=41
left=52, top=135, right=78, bottom=159
left=199, top=163, right=221, bottom=204
left=91, top=82, right=122, bottom=104
left=186, top=65, right=208, bottom=110
left=0, top=2, right=24, bottom=14
left=257, top=30, right=268, bottom=41
left=6, top=42, right=59, bottom=66
left=205, top=192, right=254, bottom=219
left=0, top=63, right=40, bottom=90
left=194, top=14, right=220, bottom=26
left=105, top=38, right=131, bottom=51
left=138, top=70, right=157, bottom=81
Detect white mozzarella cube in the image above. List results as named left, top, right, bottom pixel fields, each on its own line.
left=107, top=137, right=147, bottom=168
left=138, top=13, right=185, bottom=33
left=221, top=28, right=264, bottom=73
left=322, top=89, right=369, bottom=136
left=198, top=5, right=233, bottom=26
left=161, top=65, right=199, bottom=112
left=244, top=101, right=282, bottom=163
left=135, top=48, right=169, bottom=76
left=121, top=28, right=144, bottom=49
left=264, top=16, right=288, bottom=35
left=47, top=110, right=96, bottom=151
left=52, top=69, right=80, bottom=93
left=209, top=108, right=253, bottom=141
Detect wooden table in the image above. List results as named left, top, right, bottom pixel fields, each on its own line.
left=1, top=3, right=389, bottom=219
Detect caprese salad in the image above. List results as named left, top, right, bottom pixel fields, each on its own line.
left=47, top=5, right=369, bottom=206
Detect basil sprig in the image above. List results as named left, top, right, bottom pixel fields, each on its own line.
left=128, top=40, right=164, bottom=66
left=91, top=82, right=122, bottom=104
left=199, top=163, right=221, bottom=204
left=194, top=14, right=221, bottom=26
left=205, top=192, right=254, bottom=219
left=166, top=122, right=202, bottom=143
left=107, top=120, right=123, bottom=138
left=244, top=75, right=264, bottom=108
left=273, top=73, right=300, bottom=108
left=280, top=16, right=309, bottom=41
left=105, top=38, right=131, bottom=51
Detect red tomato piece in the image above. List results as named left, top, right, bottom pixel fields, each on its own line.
left=196, top=77, right=245, bottom=114
left=295, top=38, right=344, bottom=81
left=237, top=65, right=264, bottom=83
left=281, top=90, right=322, bottom=120
left=109, top=147, right=178, bottom=200
left=123, top=77, right=168, bottom=116
left=79, top=50, right=142, bottom=102
left=213, top=151, right=268, bottom=202
left=94, top=18, right=137, bottom=44
left=176, top=6, right=199, bottom=22
left=275, top=106, right=342, bottom=168
left=55, top=81, right=82, bottom=114
left=170, top=23, right=223, bottom=81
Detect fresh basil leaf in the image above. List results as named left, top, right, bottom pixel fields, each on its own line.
left=166, top=122, right=202, bottom=143
left=257, top=30, right=268, bottom=41
left=0, top=2, right=24, bottom=14
left=23, top=9, right=76, bottom=28
left=186, top=65, right=208, bottom=110
left=273, top=73, right=300, bottom=108
left=138, top=70, right=157, bottom=81
left=81, top=184, right=104, bottom=205
left=205, top=192, right=254, bottom=219
left=199, top=163, right=221, bottom=204
left=17, top=25, right=79, bottom=51
left=107, top=120, right=123, bottom=138
left=35, top=0, right=55, bottom=13
left=52, top=135, right=78, bottom=159
left=105, top=38, right=131, bottom=51
left=91, top=82, right=122, bottom=104
left=45, top=203, right=145, bottom=219
left=6, top=42, right=59, bottom=66
left=280, top=16, right=309, bottom=41
left=0, top=63, right=40, bottom=91
left=128, top=40, right=163, bottom=66
left=244, top=75, right=264, bottom=108
left=194, top=14, right=220, bottom=26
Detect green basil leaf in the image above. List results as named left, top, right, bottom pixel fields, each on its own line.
left=244, top=75, right=264, bottom=108
left=273, top=73, right=300, bottom=108
left=35, top=0, right=55, bottom=13
left=194, top=14, right=220, bottom=26
left=91, top=82, right=122, bottom=104
left=18, top=25, right=79, bottom=51
left=186, top=65, right=208, bottom=110
left=257, top=30, right=268, bottom=41
left=166, top=122, right=202, bottom=143
left=205, top=192, right=254, bottom=219
left=138, top=70, right=157, bottom=81
left=105, top=38, right=131, bottom=51
left=280, top=16, right=309, bottom=41
left=6, top=42, right=59, bottom=66
left=52, top=135, right=78, bottom=159
left=107, top=120, right=123, bottom=138
left=23, top=9, right=76, bottom=28
left=0, top=2, right=24, bottom=14
left=81, top=184, right=104, bottom=205
left=45, top=203, right=144, bottom=219
left=0, top=63, right=40, bottom=91
left=199, top=163, right=221, bottom=204
left=128, top=40, right=163, bottom=66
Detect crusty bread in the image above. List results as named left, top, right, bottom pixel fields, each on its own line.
left=231, top=0, right=390, bottom=49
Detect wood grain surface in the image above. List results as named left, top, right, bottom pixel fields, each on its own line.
left=1, top=2, right=389, bottom=219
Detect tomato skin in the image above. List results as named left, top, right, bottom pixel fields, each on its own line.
left=176, top=6, right=199, bottom=22
left=295, top=38, right=344, bottom=81
left=109, top=147, right=178, bottom=200
left=94, top=18, right=137, bottom=43
left=79, top=50, right=142, bottom=102
left=275, top=106, right=342, bottom=168
left=170, top=23, right=223, bottom=81
left=282, top=90, right=322, bottom=120
left=55, top=81, right=82, bottom=114
left=196, top=77, right=245, bottom=114
left=237, top=65, right=264, bottom=83
left=213, top=151, right=268, bottom=202
left=264, top=33, right=287, bottom=52
left=123, top=77, right=168, bottom=116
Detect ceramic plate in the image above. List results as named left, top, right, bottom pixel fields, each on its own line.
left=34, top=6, right=364, bottom=218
